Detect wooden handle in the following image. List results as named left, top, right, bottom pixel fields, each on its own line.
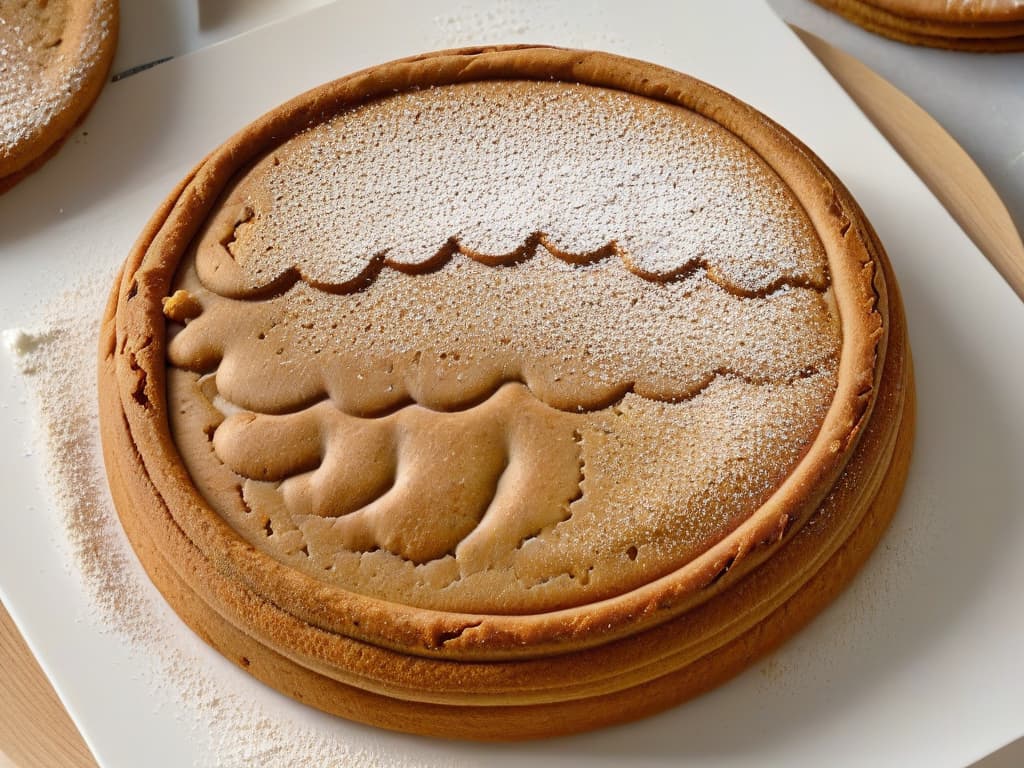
left=0, top=601, right=96, bottom=767
left=793, top=26, right=1024, bottom=302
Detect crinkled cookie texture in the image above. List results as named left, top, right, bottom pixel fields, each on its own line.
left=166, top=81, right=842, bottom=614
left=0, top=0, right=117, bottom=189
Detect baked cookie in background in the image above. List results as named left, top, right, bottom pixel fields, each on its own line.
left=100, top=46, right=915, bottom=740
left=813, top=0, right=1024, bottom=50
left=0, top=0, right=118, bottom=194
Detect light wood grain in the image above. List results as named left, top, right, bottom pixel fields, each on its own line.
left=0, top=600, right=96, bottom=767
left=794, top=26, right=1024, bottom=302
left=2, top=31, right=1021, bottom=768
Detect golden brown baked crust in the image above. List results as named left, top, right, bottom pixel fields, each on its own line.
left=99, top=46, right=913, bottom=737
left=0, top=0, right=118, bottom=192
left=814, top=0, right=1024, bottom=50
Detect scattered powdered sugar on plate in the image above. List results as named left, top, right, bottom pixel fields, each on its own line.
left=3, top=327, right=52, bottom=371
left=4, top=273, right=453, bottom=768
left=432, top=0, right=626, bottom=51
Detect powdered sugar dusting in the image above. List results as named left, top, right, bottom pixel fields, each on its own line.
left=432, top=0, right=627, bottom=50
left=0, top=0, right=112, bottom=166
left=217, top=81, right=825, bottom=297
left=4, top=275, right=453, bottom=766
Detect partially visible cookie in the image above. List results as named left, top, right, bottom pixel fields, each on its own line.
left=0, top=0, right=118, bottom=193
left=813, top=0, right=1024, bottom=50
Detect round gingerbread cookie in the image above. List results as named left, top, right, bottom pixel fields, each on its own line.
left=0, top=0, right=118, bottom=193
left=100, top=46, right=915, bottom=739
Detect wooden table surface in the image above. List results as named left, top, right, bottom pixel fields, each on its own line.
left=1, top=27, right=1021, bottom=768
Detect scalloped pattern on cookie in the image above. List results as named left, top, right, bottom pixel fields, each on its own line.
left=192, top=81, right=827, bottom=298
left=165, top=79, right=843, bottom=614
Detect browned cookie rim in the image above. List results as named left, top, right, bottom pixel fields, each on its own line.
left=104, top=46, right=886, bottom=659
